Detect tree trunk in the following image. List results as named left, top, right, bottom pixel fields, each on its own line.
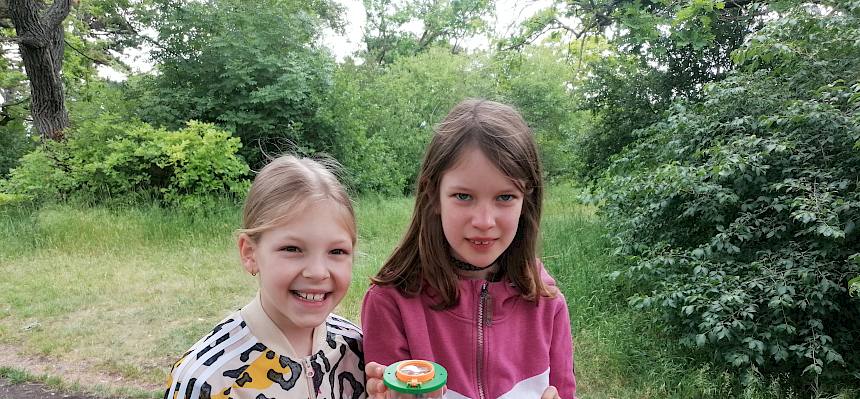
left=8, top=0, right=71, bottom=141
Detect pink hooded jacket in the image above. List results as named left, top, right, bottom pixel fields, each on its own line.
left=361, top=262, right=576, bottom=399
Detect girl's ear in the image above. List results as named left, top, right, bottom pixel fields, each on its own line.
left=237, top=233, right=258, bottom=275
left=427, top=191, right=441, bottom=215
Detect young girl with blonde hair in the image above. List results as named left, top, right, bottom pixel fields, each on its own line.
left=164, top=155, right=366, bottom=399
left=362, top=99, right=576, bottom=399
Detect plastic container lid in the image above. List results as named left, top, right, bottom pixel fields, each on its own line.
left=383, top=360, right=448, bottom=394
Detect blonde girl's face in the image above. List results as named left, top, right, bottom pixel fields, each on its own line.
left=239, top=200, right=354, bottom=341
left=438, top=147, right=524, bottom=270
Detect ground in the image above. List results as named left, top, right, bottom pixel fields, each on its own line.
left=0, top=345, right=160, bottom=399
left=0, top=378, right=101, bottom=399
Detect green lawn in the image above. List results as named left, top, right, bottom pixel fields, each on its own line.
left=0, top=186, right=819, bottom=398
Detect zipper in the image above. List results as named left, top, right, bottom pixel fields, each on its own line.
left=476, top=281, right=492, bottom=399
left=304, top=357, right=316, bottom=398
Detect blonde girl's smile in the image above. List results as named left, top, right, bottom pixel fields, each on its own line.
left=239, top=199, right=355, bottom=343
left=292, top=291, right=328, bottom=302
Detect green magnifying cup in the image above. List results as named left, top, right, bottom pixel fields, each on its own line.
left=383, top=359, right=447, bottom=399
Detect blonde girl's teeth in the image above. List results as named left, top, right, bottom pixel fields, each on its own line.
left=296, top=292, right=325, bottom=301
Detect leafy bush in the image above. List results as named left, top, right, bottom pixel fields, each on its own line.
left=319, top=46, right=590, bottom=194
left=491, top=46, right=593, bottom=182
left=597, top=5, right=860, bottom=392
left=317, top=48, right=496, bottom=194
left=2, top=117, right=249, bottom=207
left=0, top=58, right=34, bottom=178
left=1, top=143, right=75, bottom=202
left=0, top=125, right=35, bottom=179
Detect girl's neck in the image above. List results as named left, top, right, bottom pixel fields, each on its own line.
left=259, top=298, right=316, bottom=357
left=452, top=256, right=501, bottom=281
left=284, top=328, right=314, bottom=357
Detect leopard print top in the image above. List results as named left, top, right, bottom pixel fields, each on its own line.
left=164, top=297, right=366, bottom=399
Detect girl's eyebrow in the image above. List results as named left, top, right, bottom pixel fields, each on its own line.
left=447, top=184, right=521, bottom=193
left=273, top=233, right=352, bottom=246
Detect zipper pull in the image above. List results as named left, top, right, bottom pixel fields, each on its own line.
left=481, top=282, right=493, bottom=327
left=304, top=358, right=314, bottom=378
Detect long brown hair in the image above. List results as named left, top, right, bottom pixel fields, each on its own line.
left=372, top=99, right=552, bottom=309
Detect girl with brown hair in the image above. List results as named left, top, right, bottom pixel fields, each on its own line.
left=362, top=99, right=577, bottom=399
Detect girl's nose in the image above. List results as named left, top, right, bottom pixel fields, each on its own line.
left=302, top=256, right=330, bottom=279
left=471, top=203, right=495, bottom=230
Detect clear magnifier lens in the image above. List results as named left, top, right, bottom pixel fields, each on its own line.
left=399, top=364, right=431, bottom=376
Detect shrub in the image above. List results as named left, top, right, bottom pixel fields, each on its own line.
left=2, top=117, right=249, bottom=207
left=2, top=143, right=76, bottom=202
left=597, top=5, right=860, bottom=392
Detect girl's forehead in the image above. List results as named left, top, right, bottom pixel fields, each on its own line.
left=441, top=148, right=524, bottom=192
left=268, top=199, right=356, bottom=240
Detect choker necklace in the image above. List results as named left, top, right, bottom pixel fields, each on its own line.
left=450, top=256, right=488, bottom=271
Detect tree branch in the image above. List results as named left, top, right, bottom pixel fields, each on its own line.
left=0, top=32, right=42, bottom=47
left=1, top=95, right=29, bottom=108
left=552, top=17, right=593, bottom=39
left=44, top=0, right=73, bottom=28
left=64, top=38, right=108, bottom=65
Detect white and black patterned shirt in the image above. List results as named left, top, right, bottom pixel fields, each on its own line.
left=164, top=295, right=366, bottom=399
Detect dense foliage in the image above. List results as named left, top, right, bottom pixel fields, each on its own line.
left=597, top=4, right=860, bottom=391
left=362, top=0, right=493, bottom=65
left=128, top=0, right=342, bottom=167
left=522, top=0, right=763, bottom=181
left=318, top=46, right=585, bottom=194
left=2, top=117, right=249, bottom=207
left=4, top=0, right=860, bottom=394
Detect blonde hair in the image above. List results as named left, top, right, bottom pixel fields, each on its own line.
left=372, top=99, right=552, bottom=309
left=238, top=155, right=356, bottom=244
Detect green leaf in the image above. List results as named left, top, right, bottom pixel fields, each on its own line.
left=696, top=333, right=707, bottom=347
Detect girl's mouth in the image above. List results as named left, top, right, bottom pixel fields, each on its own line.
left=291, top=291, right=328, bottom=302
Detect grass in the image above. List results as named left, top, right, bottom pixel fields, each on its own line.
left=1, top=187, right=850, bottom=398
left=0, top=366, right=156, bottom=399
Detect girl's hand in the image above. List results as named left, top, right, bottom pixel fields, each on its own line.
left=365, top=361, right=388, bottom=398
left=541, top=385, right=560, bottom=399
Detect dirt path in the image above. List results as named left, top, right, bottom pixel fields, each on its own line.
left=0, top=378, right=101, bottom=399
left=0, top=345, right=161, bottom=399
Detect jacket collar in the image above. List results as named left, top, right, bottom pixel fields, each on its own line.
left=240, top=292, right=328, bottom=358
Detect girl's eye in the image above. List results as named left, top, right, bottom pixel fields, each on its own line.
left=455, top=193, right=472, bottom=201
left=281, top=245, right=301, bottom=253
left=330, top=248, right=350, bottom=255
left=497, top=194, right=515, bottom=202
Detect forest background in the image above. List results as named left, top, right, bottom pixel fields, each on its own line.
left=1, top=0, right=859, bottom=398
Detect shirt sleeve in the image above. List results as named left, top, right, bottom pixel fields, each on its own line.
left=549, top=294, right=577, bottom=399
left=360, top=285, right=412, bottom=367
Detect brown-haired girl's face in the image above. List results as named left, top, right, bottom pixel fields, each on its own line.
left=438, top=147, right=524, bottom=273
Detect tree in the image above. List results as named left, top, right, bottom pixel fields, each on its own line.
left=489, top=45, right=596, bottom=180
left=363, top=0, right=493, bottom=65
left=129, top=0, right=343, bottom=167
left=317, top=48, right=496, bottom=194
left=503, top=0, right=766, bottom=180
left=6, top=0, right=73, bottom=140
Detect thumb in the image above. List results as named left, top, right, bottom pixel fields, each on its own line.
left=541, top=385, right=559, bottom=399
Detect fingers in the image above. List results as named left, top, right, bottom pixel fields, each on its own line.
left=541, top=385, right=559, bottom=399
left=366, top=378, right=387, bottom=398
left=365, top=361, right=386, bottom=379
left=365, top=362, right=388, bottom=398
